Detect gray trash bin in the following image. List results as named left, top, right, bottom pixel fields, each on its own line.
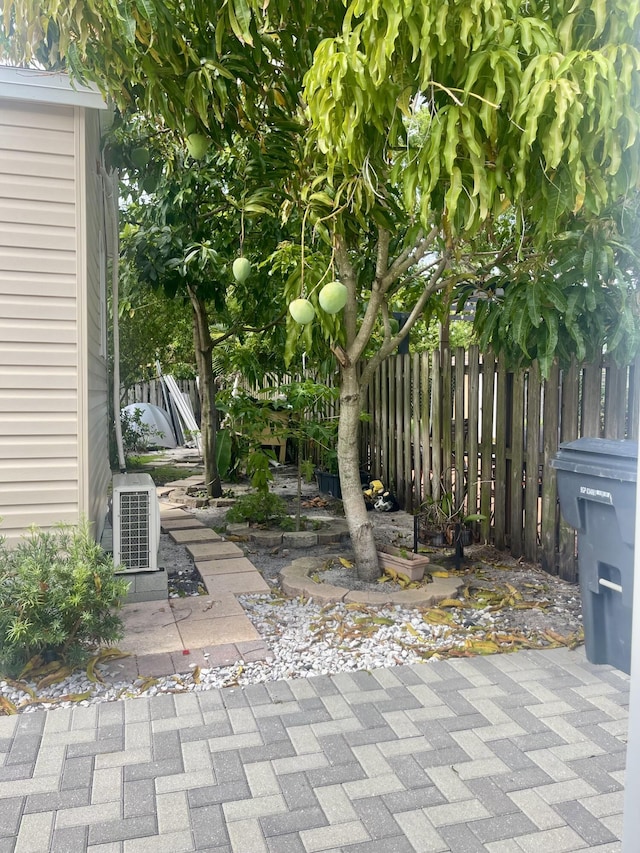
left=551, top=438, right=637, bottom=674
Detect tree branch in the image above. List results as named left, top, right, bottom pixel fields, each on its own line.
left=381, top=225, right=439, bottom=288
left=374, top=227, right=391, bottom=286
left=360, top=254, right=450, bottom=387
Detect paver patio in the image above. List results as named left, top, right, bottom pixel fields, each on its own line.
left=0, top=646, right=628, bottom=852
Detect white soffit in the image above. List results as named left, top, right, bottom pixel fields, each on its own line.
left=0, top=65, right=106, bottom=109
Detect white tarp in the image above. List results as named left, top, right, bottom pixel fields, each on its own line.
left=121, top=403, right=178, bottom=449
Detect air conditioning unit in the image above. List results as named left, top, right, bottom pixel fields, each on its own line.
left=112, top=473, right=160, bottom=572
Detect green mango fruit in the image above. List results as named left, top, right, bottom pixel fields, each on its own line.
left=319, top=280, right=347, bottom=314
left=186, top=133, right=210, bottom=159
left=232, top=257, right=251, bottom=283
left=131, top=146, right=149, bottom=169
left=289, top=298, right=315, bottom=325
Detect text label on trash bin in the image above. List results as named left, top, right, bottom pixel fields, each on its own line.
left=579, top=485, right=613, bottom=503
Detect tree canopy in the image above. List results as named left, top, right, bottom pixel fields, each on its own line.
left=4, top=0, right=638, bottom=575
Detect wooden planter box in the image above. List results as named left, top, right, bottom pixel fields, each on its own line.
left=377, top=545, right=430, bottom=581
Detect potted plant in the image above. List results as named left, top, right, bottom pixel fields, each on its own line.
left=376, top=544, right=431, bottom=581
left=418, top=487, right=485, bottom=548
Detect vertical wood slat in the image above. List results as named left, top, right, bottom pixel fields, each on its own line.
left=381, top=359, right=389, bottom=487
left=604, top=362, right=628, bottom=439
left=394, top=357, right=404, bottom=500
left=480, top=351, right=495, bottom=544
left=509, top=370, right=525, bottom=558
left=524, top=363, right=541, bottom=561
left=558, top=360, right=579, bottom=582
left=403, top=354, right=412, bottom=509
left=412, top=353, right=422, bottom=508
left=454, top=348, right=466, bottom=513
left=374, top=363, right=382, bottom=474
left=420, top=352, right=431, bottom=504
left=494, top=358, right=508, bottom=550
left=540, top=360, right=560, bottom=575
left=582, top=360, right=603, bottom=438
left=431, top=350, right=442, bottom=501
left=358, top=383, right=373, bottom=470
left=467, top=346, right=480, bottom=520
left=441, top=347, right=453, bottom=494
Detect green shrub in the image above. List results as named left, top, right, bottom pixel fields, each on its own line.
left=0, top=521, right=130, bottom=677
left=226, top=491, right=289, bottom=526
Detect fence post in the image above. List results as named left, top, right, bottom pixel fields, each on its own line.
left=524, top=362, right=542, bottom=562
left=558, top=359, right=579, bottom=581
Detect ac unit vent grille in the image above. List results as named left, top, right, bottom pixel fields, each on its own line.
left=118, top=490, right=151, bottom=569
left=112, top=473, right=160, bottom=573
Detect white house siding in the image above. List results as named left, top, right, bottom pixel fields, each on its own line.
left=81, top=109, right=110, bottom=542
left=0, top=99, right=82, bottom=542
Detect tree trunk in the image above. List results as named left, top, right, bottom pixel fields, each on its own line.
left=189, top=288, right=222, bottom=498
left=338, top=365, right=381, bottom=580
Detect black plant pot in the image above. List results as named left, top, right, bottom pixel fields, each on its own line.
left=316, top=470, right=342, bottom=499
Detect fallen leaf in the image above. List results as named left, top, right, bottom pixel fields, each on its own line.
left=0, top=696, right=17, bottom=715
left=339, top=557, right=354, bottom=568
left=424, top=609, right=456, bottom=626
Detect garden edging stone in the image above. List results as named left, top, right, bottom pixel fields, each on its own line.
left=280, top=555, right=464, bottom=606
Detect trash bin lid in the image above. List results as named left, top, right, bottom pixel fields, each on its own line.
left=551, top=437, right=638, bottom=482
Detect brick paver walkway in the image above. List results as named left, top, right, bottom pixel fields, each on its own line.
left=0, top=646, right=628, bottom=852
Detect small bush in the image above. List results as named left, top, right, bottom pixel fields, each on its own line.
left=0, top=522, right=130, bottom=677
left=226, top=492, right=289, bottom=526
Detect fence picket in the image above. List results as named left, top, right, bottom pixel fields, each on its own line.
left=467, top=346, right=480, bottom=522
left=126, top=344, right=635, bottom=577
left=509, top=369, right=525, bottom=558
left=454, top=348, right=466, bottom=514
left=480, top=351, right=495, bottom=544
left=494, top=358, right=508, bottom=551
left=558, top=360, right=579, bottom=582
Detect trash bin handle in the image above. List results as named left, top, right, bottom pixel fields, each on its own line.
left=599, top=578, right=623, bottom=594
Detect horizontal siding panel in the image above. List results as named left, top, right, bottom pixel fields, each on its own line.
left=0, top=367, right=77, bottom=390
left=0, top=390, right=77, bottom=413
left=0, top=461, right=78, bottom=483
left=0, top=343, right=77, bottom=367
left=0, top=414, right=76, bottom=436
left=0, top=271, right=76, bottom=298
left=0, top=247, right=75, bottom=275
left=0, top=437, right=77, bottom=457
left=0, top=509, right=80, bottom=545
left=1, top=222, right=76, bottom=252
left=0, top=173, right=75, bottom=202
left=0, top=198, right=75, bottom=228
left=0, top=319, right=76, bottom=344
left=1, top=295, right=76, bottom=322
left=0, top=150, right=75, bottom=181
left=0, top=124, right=75, bottom=156
left=0, top=483, right=77, bottom=501
left=0, top=99, right=74, bottom=131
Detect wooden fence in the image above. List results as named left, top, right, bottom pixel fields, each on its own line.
left=361, top=348, right=640, bottom=581
left=123, top=378, right=201, bottom=423
left=125, top=349, right=640, bottom=581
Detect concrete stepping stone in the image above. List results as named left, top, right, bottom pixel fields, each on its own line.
left=169, top=527, right=222, bottom=544
left=169, top=594, right=245, bottom=620
left=186, top=541, right=244, bottom=561
left=118, top=601, right=182, bottom=655
left=161, top=517, right=205, bottom=532
left=178, top=614, right=261, bottom=647
left=206, top=571, right=270, bottom=595
left=159, top=507, right=195, bottom=520
left=197, top=557, right=258, bottom=577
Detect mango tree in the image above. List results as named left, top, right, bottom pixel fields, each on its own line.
left=290, top=0, right=640, bottom=578
left=5, top=0, right=638, bottom=576
left=114, top=120, right=295, bottom=496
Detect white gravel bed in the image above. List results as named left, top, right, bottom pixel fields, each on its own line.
left=0, top=589, right=560, bottom=714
